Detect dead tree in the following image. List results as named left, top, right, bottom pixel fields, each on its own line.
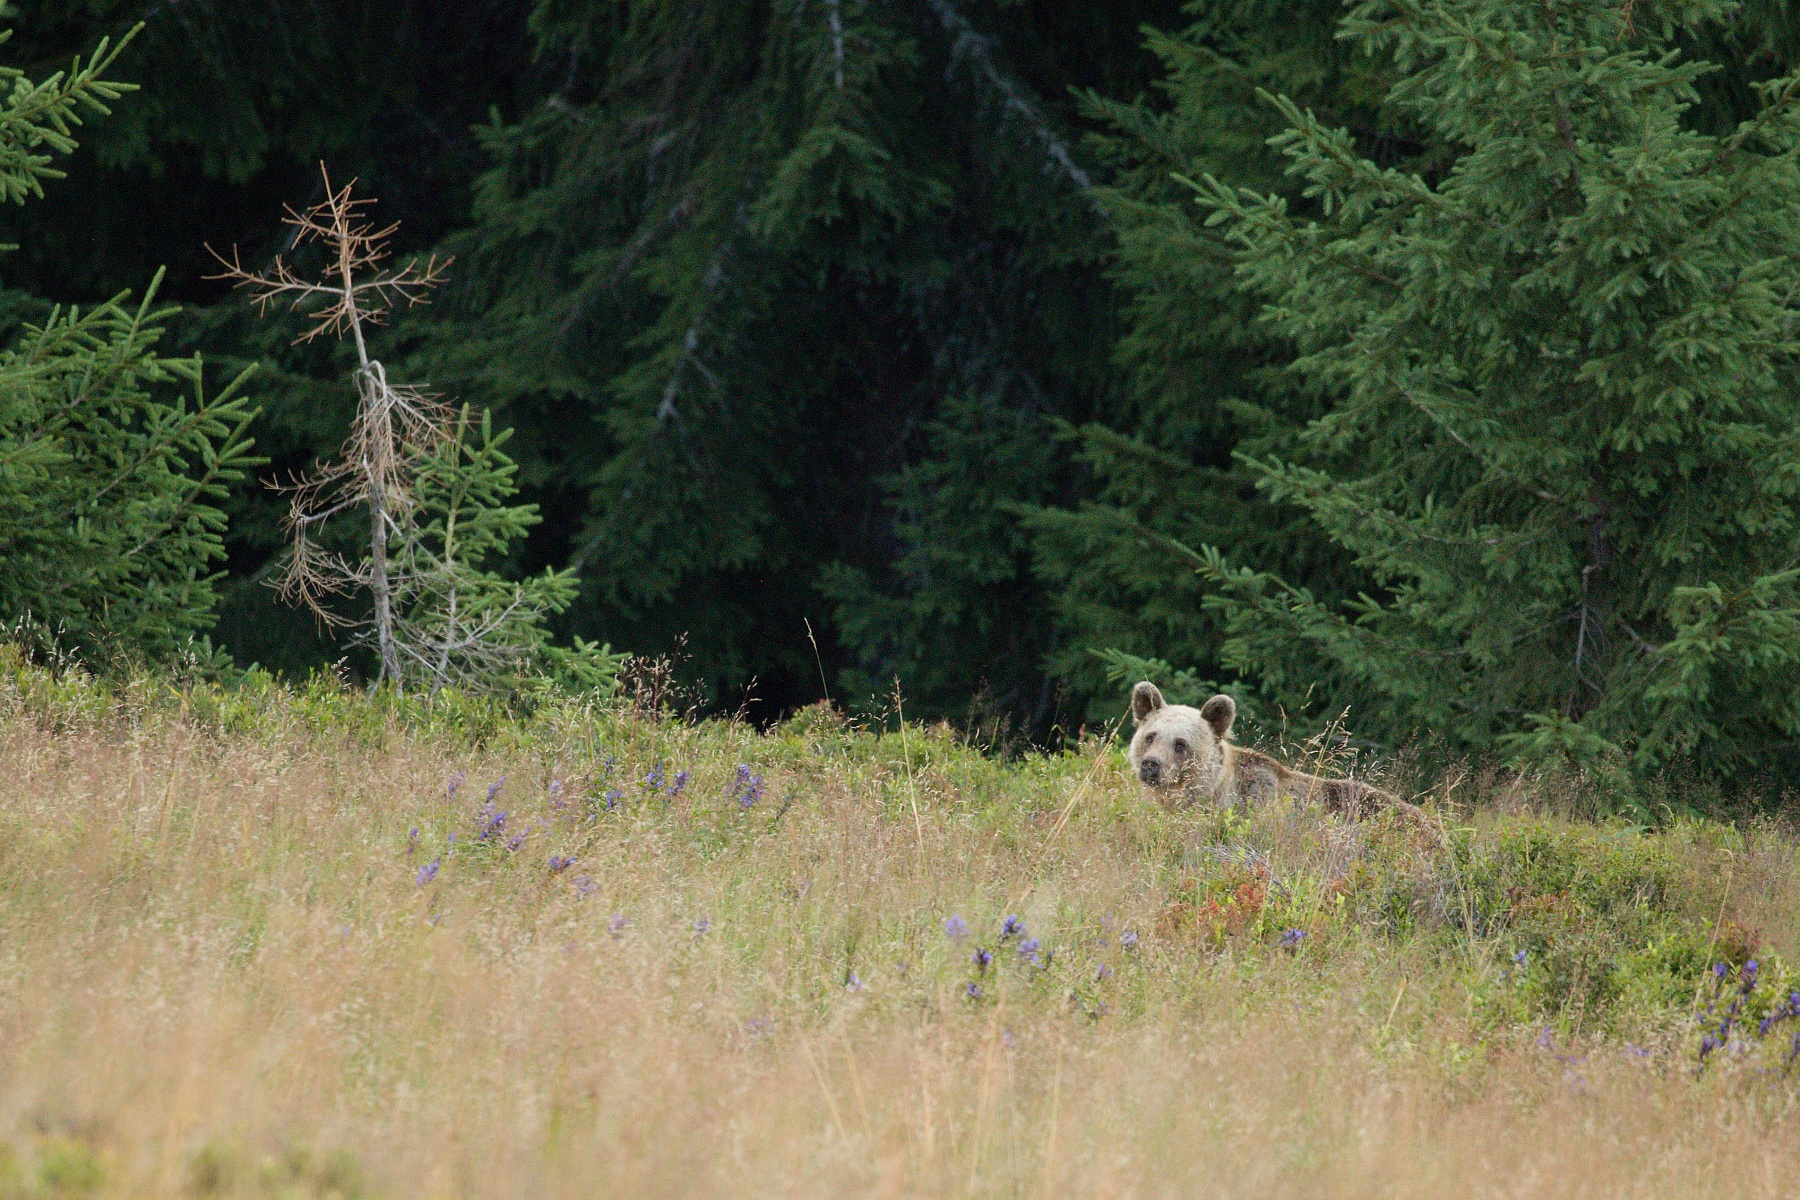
left=209, top=166, right=452, bottom=690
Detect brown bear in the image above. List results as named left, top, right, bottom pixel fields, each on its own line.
left=1126, top=680, right=1425, bottom=822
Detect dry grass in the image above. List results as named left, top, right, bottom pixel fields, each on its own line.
left=2, top=680, right=1799, bottom=1199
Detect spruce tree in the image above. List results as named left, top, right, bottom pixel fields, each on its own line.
left=0, top=2, right=551, bottom=678
left=413, top=1, right=1175, bottom=723
left=395, top=405, right=620, bottom=696
left=1025, top=0, right=1800, bottom=732
left=1182, top=0, right=1800, bottom=777
left=1022, top=0, right=1425, bottom=720
left=0, top=28, right=261, bottom=662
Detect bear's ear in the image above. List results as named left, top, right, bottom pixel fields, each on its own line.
left=1200, top=694, right=1236, bottom=740
left=1130, top=681, right=1165, bottom=723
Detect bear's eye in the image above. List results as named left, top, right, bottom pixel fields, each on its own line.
left=1142, top=731, right=1156, bottom=746
left=1173, top=739, right=1189, bottom=755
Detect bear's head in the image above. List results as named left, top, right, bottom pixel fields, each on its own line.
left=1126, top=681, right=1235, bottom=805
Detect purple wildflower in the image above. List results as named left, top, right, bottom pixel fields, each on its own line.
left=1280, top=928, right=1306, bottom=949
left=486, top=777, right=505, bottom=802
left=1095, top=963, right=1113, bottom=981
left=415, top=858, right=440, bottom=886
left=477, top=806, right=508, bottom=840
left=447, top=772, right=465, bottom=800
left=1121, top=931, right=1139, bottom=951
left=608, top=912, right=628, bottom=937
left=548, top=855, right=575, bottom=874
left=1018, top=936, right=1041, bottom=957
left=1760, top=991, right=1800, bottom=1037
left=506, top=831, right=527, bottom=851
left=1513, top=949, right=1528, bottom=967
left=669, top=770, right=689, bottom=799
left=602, top=789, right=624, bottom=812
left=971, top=947, right=993, bottom=971
left=549, top=779, right=566, bottom=809
left=572, top=875, right=597, bottom=898
left=731, top=764, right=765, bottom=809
left=845, top=972, right=863, bottom=992
left=944, top=915, right=969, bottom=940
left=964, top=982, right=982, bottom=999
left=748, top=1017, right=773, bottom=1037
left=694, top=917, right=711, bottom=935
left=1000, top=915, right=1024, bottom=941
left=644, top=763, right=665, bottom=792
left=406, top=827, right=419, bottom=856
left=1698, top=958, right=1762, bottom=1073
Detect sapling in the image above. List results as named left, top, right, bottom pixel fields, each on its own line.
left=211, top=167, right=615, bottom=694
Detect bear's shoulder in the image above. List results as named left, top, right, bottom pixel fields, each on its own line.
left=1222, top=744, right=1285, bottom=803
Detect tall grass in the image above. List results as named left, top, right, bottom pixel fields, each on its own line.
left=2, top=654, right=1799, bottom=1198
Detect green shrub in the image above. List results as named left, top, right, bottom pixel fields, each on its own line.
left=0, top=28, right=261, bottom=664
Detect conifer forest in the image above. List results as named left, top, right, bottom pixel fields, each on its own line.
left=13, top=0, right=1800, bottom=788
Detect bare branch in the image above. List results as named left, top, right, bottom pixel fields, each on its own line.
left=205, top=164, right=452, bottom=347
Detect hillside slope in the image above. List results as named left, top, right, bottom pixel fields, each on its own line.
left=1, top=653, right=1798, bottom=1197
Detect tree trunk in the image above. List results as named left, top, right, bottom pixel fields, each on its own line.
left=368, top=470, right=401, bottom=690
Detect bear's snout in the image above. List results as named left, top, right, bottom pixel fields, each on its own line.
left=1138, top=759, right=1163, bottom=786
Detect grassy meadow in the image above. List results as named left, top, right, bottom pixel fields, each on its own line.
left=3, top=652, right=1800, bottom=1198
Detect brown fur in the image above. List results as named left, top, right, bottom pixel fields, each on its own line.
left=1125, top=681, right=1427, bottom=823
